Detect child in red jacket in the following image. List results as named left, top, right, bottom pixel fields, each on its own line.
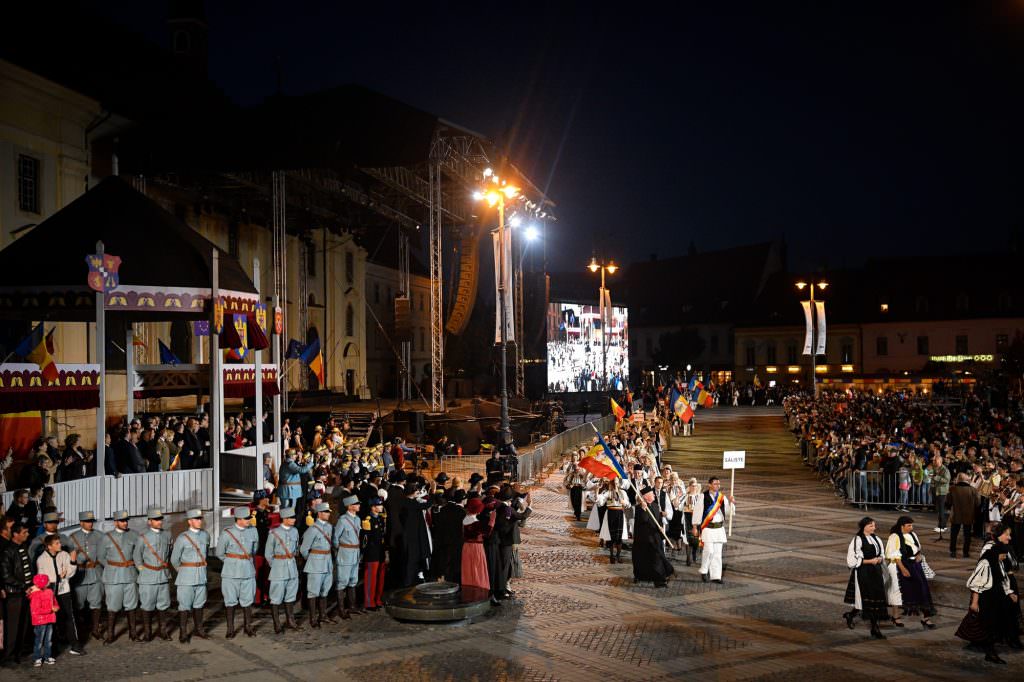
left=28, top=573, right=59, bottom=666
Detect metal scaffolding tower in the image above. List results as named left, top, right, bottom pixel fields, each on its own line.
left=428, top=139, right=446, bottom=413
left=398, top=232, right=411, bottom=402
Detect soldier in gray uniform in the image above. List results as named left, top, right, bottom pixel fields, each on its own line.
left=265, top=506, right=302, bottom=633
left=29, top=512, right=72, bottom=563
left=299, top=501, right=334, bottom=628
left=215, top=506, right=259, bottom=638
left=170, top=508, right=210, bottom=643
left=333, top=494, right=363, bottom=620
left=98, top=509, right=141, bottom=643
left=67, top=510, right=105, bottom=641
left=134, top=508, right=173, bottom=641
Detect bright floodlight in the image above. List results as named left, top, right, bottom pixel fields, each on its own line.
left=606, top=261, right=618, bottom=274
left=483, top=168, right=493, bottom=177
left=818, top=281, right=829, bottom=289
left=525, top=224, right=540, bottom=241
left=472, top=191, right=484, bottom=201
left=795, top=281, right=807, bottom=290
left=509, top=215, right=523, bottom=228
left=588, top=257, right=599, bottom=273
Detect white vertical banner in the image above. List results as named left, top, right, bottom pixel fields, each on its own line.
left=801, top=300, right=813, bottom=355
left=492, top=231, right=515, bottom=344
left=814, top=300, right=826, bottom=356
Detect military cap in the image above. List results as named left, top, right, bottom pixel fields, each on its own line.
left=279, top=507, right=296, bottom=519
left=369, top=496, right=384, bottom=506
left=147, top=508, right=164, bottom=520
left=112, top=510, right=130, bottom=521
left=342, top=495, right=360, bottom=507
left=42, top=512, right=59, bottom=523
left=435, top=472, right=449, bottom=483
left=185, top=509, right=203, bottom=520
left=233, top=506, right=251, bottom=520
left=314, top=502, right=331, bottom=513
left=79, top=511, right=97, bottom=522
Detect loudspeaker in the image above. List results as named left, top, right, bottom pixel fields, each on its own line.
left=409, top=410, right=425, bottom=435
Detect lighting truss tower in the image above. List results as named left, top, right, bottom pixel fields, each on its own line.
left=428, top=139, right=446, bottom=413
left=398, top=231, right=412, bottom=402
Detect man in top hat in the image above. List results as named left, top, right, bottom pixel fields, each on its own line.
left=67, top=510, right=105, bottom=640
left=98, top=509, right=141, bottom=643
left=215, top=506, right=259, bottom=638
left=278, top=448, right=314, bottom=509
left=28, top=511, right=70, bottom=563
left=133, top=507, right=173, bottom=641
left=431, top=488, right=466, bottom=583
left=494, top=486, right=532, bottom=599
left=265, top=506, right=302, bottom=634
left=632, top=485, right=674, bottom=588
left=299, top=501, right=334, bottom=628
left=397, top=478, right=434, bottom=587
left=170, top=509, right=210, bottom=643
left=333, top=494, right=363, bottom=619
left=361, top=497, right=387, bottom=610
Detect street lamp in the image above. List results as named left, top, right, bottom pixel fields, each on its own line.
left=587, top=257, right=618, bottom=393
left=795, top=279, right=828, bottom=397
left=475, top=169, right=520, bottom=447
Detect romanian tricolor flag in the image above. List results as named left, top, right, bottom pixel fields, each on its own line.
left=610, top=397, right=626, bottom=423
left=580, top=425, right=628, bottom=479
left=301, top=337, right=326, bottom=388
left=14, top=323, right=58, bottom=383
left=672, top=388, right=694, bottom=423
left=702, top=392, right=714, bottom=408
left=697, top=388, right=710, bottom=407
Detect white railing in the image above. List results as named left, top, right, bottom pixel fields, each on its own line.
left=2, top=469, right=213, bottom=530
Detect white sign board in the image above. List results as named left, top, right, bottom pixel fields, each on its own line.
left=723, top=450, right=746, bottom=470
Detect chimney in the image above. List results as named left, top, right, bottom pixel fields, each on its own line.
left=167, top=0, right=209, bottom=76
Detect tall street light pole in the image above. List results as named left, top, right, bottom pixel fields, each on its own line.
left=796, top=279, right=828, bottom=398
left=588, top=257, right=618, bottom=393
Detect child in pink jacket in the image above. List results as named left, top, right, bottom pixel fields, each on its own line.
left=28, top=573, right=59, bottom=666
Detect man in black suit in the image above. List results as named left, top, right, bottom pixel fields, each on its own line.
left=396, top=478, right=433, bottom=586
left=431, top=489, right=467, bottom=582
left=177, top=418, right=202, bottom=470
left=494, top=487, right=532, bottom=599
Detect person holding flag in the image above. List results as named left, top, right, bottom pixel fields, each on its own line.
left=610, top=397, right=626, bottom=423
left=694, top=476, right=735, bottom=584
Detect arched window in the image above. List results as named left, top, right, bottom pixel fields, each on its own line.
left=345, top=304, right=354, bottom=337
left=173, top=30, right=191, bottom=54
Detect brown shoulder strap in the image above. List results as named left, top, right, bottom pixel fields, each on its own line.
left=269, top=529, right=293, bottom=558
left=140, top=533, right=168, bottom=567
left=224, top=528, right=248, bottom=554
left=71, top=533, right=92, bottom=564
left=180, top=532, right=207, bottom=565
left=311, top=524, right=332, bottom=548
left=106, top=532, right=129, bottom=563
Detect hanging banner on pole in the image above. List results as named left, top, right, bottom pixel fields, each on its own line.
left=814, top=300, right=827, bottom=356
left=492, top=230, right=514, bottom=344
left=800, top=300, right=813, bottom=355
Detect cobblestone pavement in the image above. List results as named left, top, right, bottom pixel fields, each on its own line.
left=6, top=407, right=1022, bottom=680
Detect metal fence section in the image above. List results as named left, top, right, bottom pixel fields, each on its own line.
left=439, top=455, right=490, bottom=482
left=2, top=469, right=214, bottom=529
left=517, top=414, right=616, bottom=482
left=844, top=470, right=936, bottom=509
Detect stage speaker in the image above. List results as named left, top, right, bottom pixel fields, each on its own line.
left=409, top=410, right=425, bottom=435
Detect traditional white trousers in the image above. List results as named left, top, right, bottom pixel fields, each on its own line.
left=699, top=526, right=727, bottom=580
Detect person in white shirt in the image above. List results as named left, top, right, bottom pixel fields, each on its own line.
left=36, top=533, right=83, bottom=655
left=695, top=477, right=734, bottom=583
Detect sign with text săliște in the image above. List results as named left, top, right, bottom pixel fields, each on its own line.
left=723, top=450, right=746, bottom=470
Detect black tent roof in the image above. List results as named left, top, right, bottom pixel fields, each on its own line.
left=0, top=177, right=256, bottom=321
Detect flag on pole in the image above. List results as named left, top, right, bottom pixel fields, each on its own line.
left=610, top=397, right=626, bottom=422
left=14, top=323, right=59, bottom=383
left=300, top=337, right=326, bottom=387
left=589, top=424, right=628, bottom=479
left=132, top=334, right=147, bottom=348
left=158, top=340, right=181, bottom=365
left=578, top=444, right=622, bottom=480
left=671, top=387, right=694, bottom=423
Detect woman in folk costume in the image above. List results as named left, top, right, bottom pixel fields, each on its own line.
left=681, top=477, right=703, bottom=567
left=588, top=479, right=609, bottom=537
left=842, top=517, right=889, bottom=639
left=461, top=497, right=495, bottom=592
left=598, top=477, right=631, bottom=564
left=885, top=516, right=936, bottom=629
left=955, top=523, right=1022, bottom=664
left=665, top=472, right=686, bottom=555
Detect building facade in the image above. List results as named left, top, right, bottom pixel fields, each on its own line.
left=365, top=261, right=432, bottom=399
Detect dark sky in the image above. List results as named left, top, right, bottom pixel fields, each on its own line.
left=82, top=1, right=1024, bottom=272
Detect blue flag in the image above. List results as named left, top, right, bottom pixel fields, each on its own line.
left=285, top=339, right=305, bottom=359
left=158, top=340, right=181, bottom=366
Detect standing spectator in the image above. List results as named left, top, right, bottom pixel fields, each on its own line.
left=928, top=455, right=951, bottom=534
left=57, top=435, right=87, bottom=482
left=28, top=574, right=58, bottom=666
left=138, top=428, right=160, bottom=473
left=34, top=534, right=83, bottom=656
left=6, top=489, right=38, bottom=537
left=102, top=432, right=118, bottom=478
left=1, top=522, right=34, bottom=665
left=0, top=446, right=13, bottom=494
left=948, top=473, right=980, bottom=559
left=177, top=418, right=202, bottom=470
left=17, top=456, right=51, bottom=493
left=156, top=428, right=174, bottom=471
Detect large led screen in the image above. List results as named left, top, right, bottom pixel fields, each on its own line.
left=546, top=302, right=629, bottom=392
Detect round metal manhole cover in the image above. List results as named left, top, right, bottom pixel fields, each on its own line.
left=414, top=581, right=461, bottom=597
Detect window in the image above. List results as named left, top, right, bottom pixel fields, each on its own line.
left=345, top=304, right=354, bottom=337
left=173, top=30, right=191, bottom=54
left=345, top=251, right=354, bottom=285
left=765, top=341, right=776, bottom=364
left=876, top=336, right=888, bottom=356
left=306, top=241, right=316, bottom=277
left=374, top=282, right=380, bottom=304
left=955, top=293, right=969, bottom=314
left=17, top=154, right=40, bottom=214
left=227, top=223, right=239, bottom=259
left=917, top=336, right=929, bottom=355
left=997, top=334, right=1009, bottom=353
left=956, top=335, right=968, bottom=355
left=745, top=343, right=755, bottom=367
left=786, top=342, right=798, bottom=365
left=841, top=339, right=853, bottom=364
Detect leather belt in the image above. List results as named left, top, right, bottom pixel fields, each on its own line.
left=284, top=482, right=301, bottom=486
left=308, top=549, right=331, bottom=555
left=106, top=560, right=134, bottom=567
left=140, top=563, right=168, bottom=571
left=337, top=543, right=359, bottom=549
left=224, top=552, right=251, bottom=560
left=179, top=561, right=206, bottom=568
left=707, top=522, right=724, bottom=529
left=273, top=553, right=294, bottom=560
left=84, top=561, right=99, bottom=568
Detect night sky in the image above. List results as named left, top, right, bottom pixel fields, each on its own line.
left=80, top=1, right=1024, bottom=272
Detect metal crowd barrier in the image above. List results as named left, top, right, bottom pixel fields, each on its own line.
left=516, top=413, right=616, bottom=482
left=844, top=470, right=935, bottom=509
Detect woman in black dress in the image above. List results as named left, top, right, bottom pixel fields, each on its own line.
left=886, top=515, right=937, bottom=628
left=843, top=517, right=889, bottom=639
left=956, top=523, right=1022, bottom=664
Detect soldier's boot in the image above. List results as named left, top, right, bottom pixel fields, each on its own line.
left=225, top=606, right=238, bottom=639
left=179, top=611, right=192, bottom=643
left=335, top=589, right=350, bottom=620
left=270, top=605, right=284, bottom=634
left=319, top=596, right=337, bottom=624
left=348, top=587, right=366, bottom=615
left=158, top=610, right=172, bottom=640
left=103, top=612, right=118, bottom=645
left=284, top=602, right=303, bottom=631
left=191, top=609, right=210, bottom=639
left=242, top=606, right=256, bottom=637
left=142, top=610, right=154, bottom=642
left=128, top=609, right=141, bottom=642
left=308, top=598, right=321, bottom=629
left=91, top=608, right=104, bottom=640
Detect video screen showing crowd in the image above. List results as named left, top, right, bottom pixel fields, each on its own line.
left=546, top=302, right=628, bottom=393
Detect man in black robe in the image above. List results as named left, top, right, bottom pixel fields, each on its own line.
left=397, top=478, right=433, bottom=586
left=431, top=489, right=467, bottom=582
left=632, top=486, right=674, bottom=588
